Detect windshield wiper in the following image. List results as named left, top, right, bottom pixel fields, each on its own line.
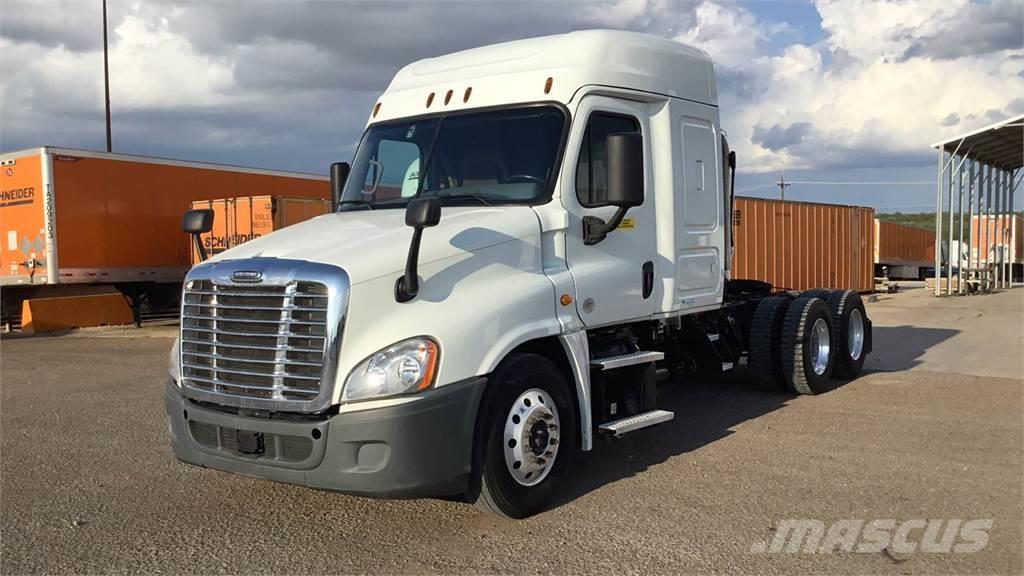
left=338, top=199, right=375, bottom=210
left=436, top=193, right=493, bottom=206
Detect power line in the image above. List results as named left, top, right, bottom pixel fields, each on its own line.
left=783, top=180, right=932, bottom=186
left=736, top=179, right=934, bottom=195
left=734, top=183, right=777, bottom=194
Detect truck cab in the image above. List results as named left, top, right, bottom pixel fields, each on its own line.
left=167, top=30, right=870, bottom=518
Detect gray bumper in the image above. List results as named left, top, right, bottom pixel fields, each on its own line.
left=165, top=376, right=486, bottom=498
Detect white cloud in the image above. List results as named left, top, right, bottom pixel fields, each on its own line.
left=698, top=0, right=1024, bottom=172
left=815, top=0, right=962, bottom=62
left=0, top=0, right=1021, bottom=178
left=673, top=1, right=763, bottom=69
left=109, top=14, right=235, bottom=110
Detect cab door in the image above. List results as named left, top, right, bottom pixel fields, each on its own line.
left=562, top=96, right=658, bottom=327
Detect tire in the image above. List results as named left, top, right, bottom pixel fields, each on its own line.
left=780, top=297, right=835, bottom=395
left=800, top=289, right=831, bottom=299
left=825, top=290, right=868, bottom=379
left=470, top=353, right=576, bottom=518
left=749, top=296, right=792, bottom=392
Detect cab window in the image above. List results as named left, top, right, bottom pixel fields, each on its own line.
left=363, top=139, right=423, bottom=200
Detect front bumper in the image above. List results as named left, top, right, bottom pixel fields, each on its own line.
left=165, top=376, right=485, bottom=498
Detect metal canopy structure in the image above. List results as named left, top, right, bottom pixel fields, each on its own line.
left=932, top=114, right=1023, bottom=295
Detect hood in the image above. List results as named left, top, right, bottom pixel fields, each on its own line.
left=207, top=205, right=542, bottom=284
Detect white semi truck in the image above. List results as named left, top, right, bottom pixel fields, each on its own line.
left=167, top=30, right=872, bottom=518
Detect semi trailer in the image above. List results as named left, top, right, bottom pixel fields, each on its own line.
left=0, top=147, right=328, bottom=325
left=874, top=219, right=935, bottom=280
left=166, top=30, right=873, bottom=518
left=188, top=196, right=332, bottom=264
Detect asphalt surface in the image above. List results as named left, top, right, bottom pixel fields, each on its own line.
left=2, top=285, right=1022, bottom=574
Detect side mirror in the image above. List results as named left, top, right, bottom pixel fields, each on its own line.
left=182, top=209, right=214, bottom=262
left=395, top=197, right=442, bottom=302
left=330, top=161, right=350, bottom=208
left=182, top=209, right=214, bottom=234
left=605, top=132, right=644, bottom=207
left=584, top=132, right=643, bottom=245
left=405, top=196, right=442, bottom=228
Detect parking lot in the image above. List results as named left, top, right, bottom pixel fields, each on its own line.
left=2, top=286, right=1021, bottom=575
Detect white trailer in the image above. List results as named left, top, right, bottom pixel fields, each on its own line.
left=167, top=30, right=873, bottom=518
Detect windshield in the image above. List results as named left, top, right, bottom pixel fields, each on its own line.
left=340, top=105, right=566, bottom=209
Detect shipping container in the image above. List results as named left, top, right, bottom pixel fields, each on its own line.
left=189, top=196, right=331, bottom=263
left=969, top=214, right=1022, bottom=265
left=731, top=197, right=874, bottom=292
left=0, top=147, right=328, bottom=321
left=873, top=219, right=935, bottom=279
left=874, top=220, right=934, bottom=265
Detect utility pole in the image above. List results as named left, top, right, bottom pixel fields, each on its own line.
left=777, top=171, right=791, bottom=202
left=776, top=171, right=792, bottom=283
left=103, top=0, right=112, bottom=152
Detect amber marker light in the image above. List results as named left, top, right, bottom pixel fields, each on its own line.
left=444, top=89, right=453, bottom=105
left=372, top=102, right=381, bottom=118
left=463, top=87, right=472, bottom=103
left=544, top=77, right=553, bottom=94
left=416, top=340, right=439, bottom=392
left=560, top=294, right=573, bottom=307
left=426, top=92, right=435, bottom=107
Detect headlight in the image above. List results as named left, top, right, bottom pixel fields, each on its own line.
left=168, top=336, right=181, bottom=383
left=343, top=338, right=439, bottom=402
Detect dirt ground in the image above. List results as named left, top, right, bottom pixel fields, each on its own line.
left=2, top=285, right=1021, bottom=574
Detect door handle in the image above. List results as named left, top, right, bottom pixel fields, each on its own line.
left=642, top=261, right=654, bottom=299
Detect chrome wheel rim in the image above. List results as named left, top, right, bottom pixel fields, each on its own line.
left=810, top=317, right=831, bottom=376
left=848, top=309, right=865, bottom=361
left=504, top=388, right=560, bottom=487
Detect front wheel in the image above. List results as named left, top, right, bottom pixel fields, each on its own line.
left=470, top=353, right=576, bottom=518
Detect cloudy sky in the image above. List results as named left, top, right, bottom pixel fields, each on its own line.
left=1, top=0, right=1022, bottom=211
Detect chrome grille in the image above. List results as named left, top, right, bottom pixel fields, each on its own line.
left=180, top=279, right=330, bottom=402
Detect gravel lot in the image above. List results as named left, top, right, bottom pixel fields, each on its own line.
left=2, top=285, right=1021, bottom=575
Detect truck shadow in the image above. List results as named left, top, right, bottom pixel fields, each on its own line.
left=553, top=324, right=959, bottom=509
left=863, top=325, right=959, bottom=373
left=553, top=369, right=789, bottom=509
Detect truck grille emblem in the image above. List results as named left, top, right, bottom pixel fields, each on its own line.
left=231, top=270, right=263, bottom=283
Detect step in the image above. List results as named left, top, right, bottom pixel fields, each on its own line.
left=707, top=333, right=720, bottom=342
left=721, top=362, right=734, bottom=371
left=598, top=409, right=675, bottom=437
left=591, top=350, right=664, bottom=371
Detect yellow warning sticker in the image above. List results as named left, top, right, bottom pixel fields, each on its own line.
left=617, top=217, right=636, bottom=230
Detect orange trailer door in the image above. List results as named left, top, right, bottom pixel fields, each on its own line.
left=0, top=150, right=52, bottom=285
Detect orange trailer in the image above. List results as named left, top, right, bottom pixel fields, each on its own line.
left=0, top=147, right=328, bottom=322
left=873, top=219, right=935, bottom=279
left=731, top=197, right=875, bottom=293
left=189, top=196, right=331, bottom=263
left=970, top=214, right=1022, bottom=265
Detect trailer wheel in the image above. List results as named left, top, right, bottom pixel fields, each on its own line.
left=470, top=353, right=576, bottom=518
left=825, top=290, right=868, bottom=379
left=749, top=296, right=792, bottom=392
left=800, top=289, right=831, bottom=299
left=781, top=297, right=835, bottom=395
